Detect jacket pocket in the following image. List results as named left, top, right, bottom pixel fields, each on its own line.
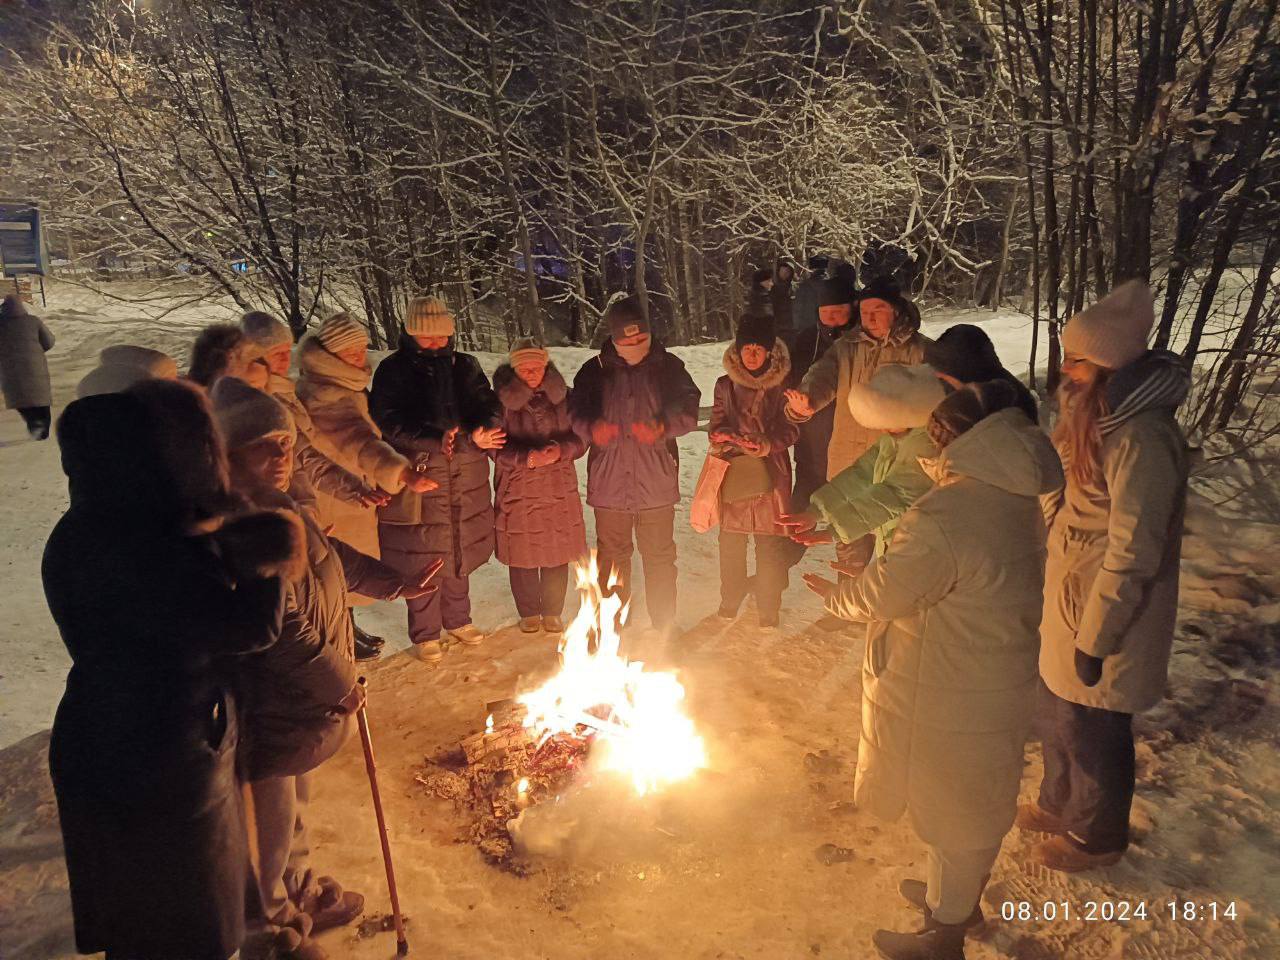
left=865, top=626, right=889, bottom=678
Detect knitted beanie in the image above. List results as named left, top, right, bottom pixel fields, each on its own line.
left=735, top=313, right=777, bottom=352
left=846, top=363, right=946, bottom=431
left=241, top=310, right=292, bottom=350
left=1061, top=279, right=1154, bottom=370
left=210, top=376, right=295, bottom=450
left=404, top=295, right=455, bottom=338
left=816, top=277, right=856, bottom=308
left=858, top=274, right=909, bottom=315
left=925, top=324, right=1005, bottom=384
left=317, top=312, right=367, bottom=355
left=606, top=295, right=650, bottom=340
left=510, top=337, right=549, bottom=368
left=927, top=379, right=1024, bottom=451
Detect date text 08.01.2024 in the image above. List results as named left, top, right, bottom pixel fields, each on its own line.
left=1001, top=900, right=1239, bottom=923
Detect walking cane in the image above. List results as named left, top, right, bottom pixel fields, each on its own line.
left=356, top=677, right=410, bottom=956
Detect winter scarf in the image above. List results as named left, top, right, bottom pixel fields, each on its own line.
left=722, top=339, right=791, bottom=391
left=1098, top=350, right=1190, bottom=436
left=398, top=333, right=460, bottom=433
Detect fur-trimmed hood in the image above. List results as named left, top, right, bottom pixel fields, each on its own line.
left=297, top=332, right=371, bottom=392
left=493, top=361, right=568, bottom=411
left=207, top=507, right=308, bottom=583
left=721, top=339, right=791, bottom=391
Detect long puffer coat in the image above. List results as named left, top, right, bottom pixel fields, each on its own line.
left=370, top=335, right=501, bottom=578
left=491, top=362, right=588, bottom=569
left=792, top=312, right=928, bottom=479
left=826, top=408, right=1064, bottom=851
left=707, top=341, right=798, bottom=535
left=809, top=427, right=938, bottom=557
left=296, top=334, right=409, bottom=557
left=1040, top=351, right=1190, bottom=714
left=267, top=371, right=367, bottom=510
left=567, top=338, right=701, bottom=513
left=44, top=392, right=296, bottom=960
left=0, top=295, right=55, bottom=409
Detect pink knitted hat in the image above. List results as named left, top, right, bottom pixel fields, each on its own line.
left=1061, top=280, right=1155, bottom=370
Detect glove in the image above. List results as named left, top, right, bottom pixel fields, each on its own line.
left=1074, top=648, right=1104, bottom=687
left=591, top=421, right=620, bottom=446
left=630, top=420, right=666, bottom=444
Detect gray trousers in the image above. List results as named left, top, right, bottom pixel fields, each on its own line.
left=926, top=843, right=1000, bottom=925
left=249, top=773, right=318, bottom=924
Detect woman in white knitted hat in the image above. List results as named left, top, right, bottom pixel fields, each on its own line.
left=1020, top=279, right=1190, bottom=874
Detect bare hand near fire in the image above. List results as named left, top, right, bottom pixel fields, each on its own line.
left=803, top=573, right=839, bottom=601
left=778, top=511, right=819, bottom=535
left=784, top=389, right=814, bottom=418
left=354, top=485, right=393, bottom=508
left=472, top=426, right=507, bottom=450
left=527, top=442, right=561, bottom=468
left=404, top=472, right=438, bottom=494
left=794, top=528, right=834, bottom=546
left=829, top=559, right=863, bottom=578
left=401, top=557, right=444, bottom=599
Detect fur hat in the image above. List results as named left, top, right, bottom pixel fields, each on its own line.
left=925, top=324, right=1005, bottom=384
left=77, top=345, right=178, bottom=398
left=210, top=376, right=296, bottom=450
left=606, top=295, right=650, bottom=340
left=509, top=337, right=548, bottom=368
left=847, top=363, right=946, bottom=431
left=188, top=324, right=250, bottom=387
left=816, top=277, right=856, bottom=308
left=404, top=296, right=455, bottom=338
left=241, top=310, right=292, bottom=350
left=735, top=313, right=777, bottom=352
left=317, top=312, right=367, bottom=355
left=1061, top=279, right=1154, bottom=370
left=858, top=274, right=910, bottom=314
left=928, top=379, right=1026, bottom=450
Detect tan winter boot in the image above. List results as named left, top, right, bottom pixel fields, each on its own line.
left=1030, top=835, right=1124, bottom=873
left=411, top=639, right=444, bottom=663
left=448, top=623, right=486, bottom=645
left=519, top=617, right=542, bottom=634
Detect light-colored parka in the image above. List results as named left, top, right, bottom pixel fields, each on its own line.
left=1039, top=353, right=1189, bottom=714
left=295, top=334, right=409, bottom=558
left=826, top=408, right=1064, bottom=850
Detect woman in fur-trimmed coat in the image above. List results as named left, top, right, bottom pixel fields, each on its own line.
left=491, top=340, right=587, bottom=633
left=708, top=316, right=799, bottom=629
left=44, top=379, right=299, bottom=960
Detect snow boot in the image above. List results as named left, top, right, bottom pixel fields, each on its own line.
left=412, top=638, right=444, bottom=663
left=872, top=921, right=967, bottom=960
left=519, top=616, right=542, bottom=634
left=449, top=623, right=486, bottom=646
left=302, top=876, right=365, bottom=934
left=1015, top=802, right=1066, bottom=835
left=758, top=613, right=780, bottom=632
left=898, top=879, right=985, bottom=931
left=543, top=615, right=565, bottom=634
left=1030, top=835, right=1124, bottom=873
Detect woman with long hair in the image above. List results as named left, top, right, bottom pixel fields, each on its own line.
left=1021, top=280, right=1191, bottom=873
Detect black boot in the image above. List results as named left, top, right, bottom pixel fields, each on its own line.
left=898, top=878, right=985, bottom=931
left=350, top=611, right=384, bottom=662
left=872, top=922, right=966, bottom=960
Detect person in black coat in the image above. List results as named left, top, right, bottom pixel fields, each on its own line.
left=924, top=323, right=1040, bottom=423
left=369, top=295, right=505, bottom=663
left=771, top=262, right=796, bottom=341
left=787, top=276, right=857, bottom=512
left=44, top=378, right=301, bottom=960
left=790, top=254, right=830, bottom=337
left=745, top=268, right=774, bottom=321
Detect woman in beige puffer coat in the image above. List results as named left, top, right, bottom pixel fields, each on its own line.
left=808, top=381, right=1063, bottom=960
left=295, top=314, right=426, bottom=558
left=1020, top=280, right=1190, bottom=875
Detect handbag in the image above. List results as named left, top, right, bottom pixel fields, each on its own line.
left=720, top=454, right=773, bottom=503
left=690, top=454, right=731, bottom=532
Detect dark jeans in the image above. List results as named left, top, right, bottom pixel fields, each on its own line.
left=509, top=565, right=569, bottom=619
left=18, top=405, right=50, bottom=440
left=719, top=531, right=790, bottom=620
left=594, top=505, right=677, bottom=630
left=378, top=524, right=472, bottom=643
left=1037, top=680, right=1135, bottom=855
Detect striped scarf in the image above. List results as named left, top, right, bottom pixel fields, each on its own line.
left=1097, top=350, right=1190, bottom=436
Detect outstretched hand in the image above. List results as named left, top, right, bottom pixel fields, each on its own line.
left=803, top=573, right=838, bottom=601
left=527, top=442, right=562, bottom=468
left=777, top=512, right=819, bottom=535
left=400, top=558, right=444, bottom=600
left=784, top=389, right=814, bottom=419
left=591, top=420, right=621, bottom=447
left=353, top=485, right=393, bottom=508
left=793, top=528, right=834, bottom=546
left=630, top=420, right=666, bottom=445
left=472, top=426, right=507, bottom=450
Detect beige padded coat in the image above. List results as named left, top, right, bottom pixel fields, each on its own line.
left=1039, top=406, right=1188, bottom=714
left=826, top=408, right=1064, bottom=850
left=792, top=318, right=928, bottom=479
left=295, top=335, right=408, bottom=559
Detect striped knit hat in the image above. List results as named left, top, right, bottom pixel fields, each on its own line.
left=1061, top=279, right=1154, bottom=370
left=509, top=337, right=548, bottom=368
left=405, top=296, right=455, bottom=337
left=241, top=310, right=292, bottom=350
left=317, top=312, right=367, bottom=355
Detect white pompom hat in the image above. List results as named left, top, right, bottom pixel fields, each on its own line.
left=847, top=363, right=947, bottom=431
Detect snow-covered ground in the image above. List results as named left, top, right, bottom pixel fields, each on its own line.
left=2, top=279, right=1278, bottom=959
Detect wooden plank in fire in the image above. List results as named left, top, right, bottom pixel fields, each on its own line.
left=460, top=698, right=533, bottom=765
